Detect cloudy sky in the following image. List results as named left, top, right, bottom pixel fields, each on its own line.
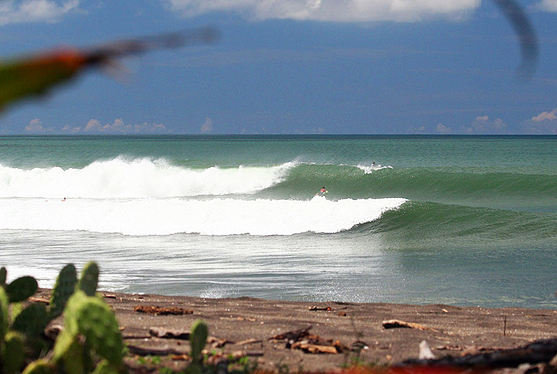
left=1, top=0, right=556, bottom=134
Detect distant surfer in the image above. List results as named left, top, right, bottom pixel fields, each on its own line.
left=316, top=187, right=328, bottom=197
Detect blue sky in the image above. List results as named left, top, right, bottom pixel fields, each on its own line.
left=0, top=0, right=556, bottom=135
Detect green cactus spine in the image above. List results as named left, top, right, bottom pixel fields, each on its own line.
left=3, top=331, right=25, bottom=374
left=6, top=275, right=38, bottom=303
left=78, top=261, right=99, bottom=297
left=12, top=303, right=49, bottom=338
left=190, top=319, right=208, bottom=364
left=49, top=263, right=77, bottom=319
left=64, top=290, right=124, bottom=368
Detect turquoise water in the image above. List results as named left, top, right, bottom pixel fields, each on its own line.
left=0, top=135, right=556, bottom=308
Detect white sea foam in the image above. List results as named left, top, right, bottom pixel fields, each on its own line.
left=0, top=157, right=293, bottom=198
left=357, top=163, right=393, bottom=174
left=0, top=197, right=407, bottom=236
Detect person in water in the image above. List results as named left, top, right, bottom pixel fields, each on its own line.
left=317, top=187, right=328, bottom=196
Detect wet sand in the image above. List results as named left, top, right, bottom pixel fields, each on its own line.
left=35, top=289, right=557, bottom=373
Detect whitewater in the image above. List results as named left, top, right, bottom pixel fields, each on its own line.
left=0, top=135, right=556, bottom=308
left=0, top=157, right=406, bottom=235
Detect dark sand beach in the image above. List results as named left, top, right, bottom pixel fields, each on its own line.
left=35, top=289, right=557, bottom=373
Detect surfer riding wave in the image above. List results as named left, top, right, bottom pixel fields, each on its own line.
left=316, top=187, right=328, bottom=197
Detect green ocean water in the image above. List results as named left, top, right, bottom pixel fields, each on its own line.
left=0, top=135, right=556, bottom=308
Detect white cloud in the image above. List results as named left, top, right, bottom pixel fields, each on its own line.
left=61, top=124, right=81, bottom=133
left=524, top=108, right=557, bottom=134
left=531, top=108, right=557, bottom=122
left=164, top=0, right=480, bottom=22
left=80, top=118, right=171, bottom=134
left=466, top=115, right=507, bottom=134
left=536, top=0, right=557, bottom=12
left=200, top=117, right=213, bottom=133
left=436, top=123, right=452, bottom=134
left=0, top=0, right=79, bottom=25
left=25, top=118, right=47, bottom=133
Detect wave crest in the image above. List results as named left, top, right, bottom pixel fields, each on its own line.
left=0, top=157, right=294, bottom=198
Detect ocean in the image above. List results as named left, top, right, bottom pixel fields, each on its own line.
left=0, top=135, right=556, bottom=308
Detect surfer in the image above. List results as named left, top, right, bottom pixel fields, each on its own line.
left=316, top=187, right=328, bottom=197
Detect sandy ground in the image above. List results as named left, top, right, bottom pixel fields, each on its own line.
left=35, top=289, right=557, bottom=373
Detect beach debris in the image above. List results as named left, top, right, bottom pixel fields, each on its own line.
left=134, top=305, right=193, bottom=315
left=351, top=340, right=370, bottom=352
left=397, top=338, right=557, bottom=369
left=29, top=296, right=50, bottom=304
left=309, top=306, right=332, bottom=311
left=236, top=316, right=257, bottom=322
left=150, top=327, right=190, bottom=340
left=382, top=319, right=438, bottom=332
left=127, top=343, right=187, bottom=356
left=419, top=340, right=436, bottom=359
left=269, top=325, right=346, bottom=354
left=269, top=325, right=313, bottom=344
left=291, top=341, right=341, bottom=354
left=234, top=338, right=262, bottom=346
left=208, top=336, right=230, bottom=348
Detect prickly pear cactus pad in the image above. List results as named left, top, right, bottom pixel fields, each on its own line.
left=0, top=287, right=9, bottom=338
left=190, top=319, right=208, bottom=364
left=12, top=304, right=49, bottom=338
left=49, top=264, right=77, bottom=319
left=64, top=291, right=124, bottom=367
left=78, top=262, right=99, bottom=297
left=6, top=276, right=38, bottom=303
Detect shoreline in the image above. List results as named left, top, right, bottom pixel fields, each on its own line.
left=35, top=289, right=557, bottom=373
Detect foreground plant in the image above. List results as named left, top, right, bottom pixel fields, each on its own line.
left=0, top=262, right=124, bottom=374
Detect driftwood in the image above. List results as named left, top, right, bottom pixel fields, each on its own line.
left=382, top=319, right=439, bottom=332
left=149, top=327, right=190, bottom=340
left=134, top=305, right=193, bottom=315
left=269, top=325, right=313, bottom=342
left=127, top=344, right=188, bottom=356
left=397, top=338, right=557, bottom=369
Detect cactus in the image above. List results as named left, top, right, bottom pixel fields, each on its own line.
left=6, top=276, right=38, bottom=303
left=90, top=359, right=120, bottom=374
left=190, top=320, right=208, bottom=364
left=64, top=290, right=124, bottom=368
left=49, top=263, right=77, bottom=319
left=0, top=286, right=9, bottom=339
left=55, top=334, right=85, bottom=374
left=0, top=263, right=125, bottom=374
left=3, top=331, right=25, bottom=374
left=78, top=261, right=99, bottom=297
left=21, top=359, right=55, bottom=374
left=0, top=266, right=6, bottom=286
left=12, top=303, right=49, bottom=338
